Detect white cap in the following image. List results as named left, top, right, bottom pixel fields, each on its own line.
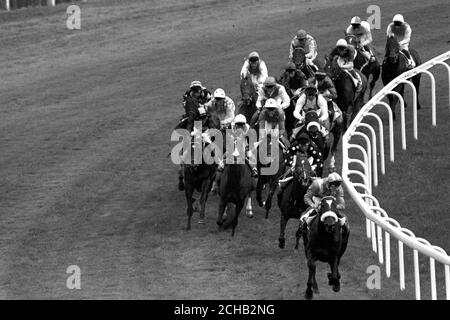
left=234, top=114, right=247, bottom=124
left=351, top=16, right=361, bottom=24
left=336, top=39, right=348, bottom=47
left=214, top=88, right=226, bottom=98
left=393, top=14, right=404, bottom=23
left=328, top=172, right=343, bottom=183
left=264, top=98, right=280, bottom=109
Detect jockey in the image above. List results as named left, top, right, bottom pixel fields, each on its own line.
left=257, top=98, right=290, bottom=148
left=386, top=14, right=414, bottom=68
left=240, top=51, right=269, bottom=91
left=211, top=114, right=258, bottom=194
left=284, top=132, right=323, bottom=177
left=289, top=29, right=318, bottom=70
left=256, top=76, right=290, bottom=110
left=337, top=45, right=363, bottom=93
left=315, top=69, right=343, bottom=130
left=299, top=172, right=349, bottom=235
left=327, top=38, right=349, bottom=63
left=277, top=61, right=308, bottom=98
left=346, top=16, right=375, bottom=62
left=205, top=88, right=236, bottom=128
left=293, top=84, right=330, bottom=131
left=182, top=80, right=212, bottom=108
left=178, top=82, right=210, bottom=133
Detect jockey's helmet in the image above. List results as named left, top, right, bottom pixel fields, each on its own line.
left=393, top=14, right=404, bottom=23
left=336, top=39, right=348, bottom=48
left=190, top=80, right=205, bottom=89
left=328, top=172, right=343, bottom=185
left=248, top=51, right=260, bottom=63
left=234, top=114, right=247, bottom=125
left=285, top=62, right=296, bottom=72
left=296, top=29, right=307, bottom=40
left=263, top=76, right=277, bottom=88
left=351, top=16, right=361, bottom=26
left=214, top=88, right=226, bottom=99
left=264, top=98, right=280, bottom=109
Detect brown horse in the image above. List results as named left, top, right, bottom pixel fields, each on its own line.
left=237, top=76, right=258, bottom=125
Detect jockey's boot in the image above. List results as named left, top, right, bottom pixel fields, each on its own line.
left=178, top=165, right=184, bottom=191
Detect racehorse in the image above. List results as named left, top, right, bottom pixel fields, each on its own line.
left=277, top=152, right=316, bottom=249
left=216, top=134, right=255, bottom=236
left=325, top=55, right=368, bottom=131
left=382, top=35, right=422, bottom=119
left=291, top=48, right=316, bottom=81
left=345, top=34, right=381, bottom=99
left=237, top=76, right=258, bottom=124
left=255, top=133, right=286, bottom=219
left=301, top=196, right=349, bottom=300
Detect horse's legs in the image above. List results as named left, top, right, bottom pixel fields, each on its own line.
left=328, top=258, right=341, bottom=292
left=256, top=177, right=264, bottom=207
left=329, top=118, right=343, bottom=173
left=232, top=200, right=245, bottom=237
left=216, top=199, right=226, bottom=228
left=185, top=185, right=194, bottom=230
left=305, top=257, right=317, bottom=300
left=411, top=74, right=422, bottom=110
left=198, top=179, right=210, bottom=224
left=264, top=180, right=277, bottom=219
left=245, top=195, right=253, bottom=218
left=279, top=213, right=288, bottom=249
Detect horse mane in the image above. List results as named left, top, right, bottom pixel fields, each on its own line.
left=259, top=108, right=281, bottom=123
left=339, top=47, right=354, bottom=61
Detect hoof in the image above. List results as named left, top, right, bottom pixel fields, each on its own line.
left=313, top=285, right=319, bottom=294
left=257, top=199, right=264, bottom=207
left=333, top=283, right=341, bottom=292
left=178, top=181, right=185, bottom=191
left=305, top=289, right=313, bottom=300
left=278, top=238, right=285, bottom=249
left=245, top=210, right=254, bottom=218
left=216, top=220, right=223, bottom=227
left=198, top=219, right=205, bottom=224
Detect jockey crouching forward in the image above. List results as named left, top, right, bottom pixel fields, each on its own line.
left=257, top=98, right=291, bottom=149
left=205, top=88, right=235, bottom=129
left=211, top=114, right=258, bottom=194
left=298, top=172, right=349, bottom=235
left=289, top=29, right=318, bottom=71
left=315, top=70, right=343, bottom=132
left=346, top=16, right=375, bottom=62
left=386, top=14, right=414, bottom=68
left=337, top=46, right=363, bottom=94
left=292, top=85, right=329, bottom=140
left=240, top=51, right=269, bottom=91
left=182, top=80, right=212, bottom=109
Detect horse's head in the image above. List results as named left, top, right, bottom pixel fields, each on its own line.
left=319, top=196, right=339, bottom=233
left=241, top=76, right=258, bottom=100
left=345, top=34, right=358, bottom=48
left=385, top=35, right=400, bottom=61
left=293, top=153, right=315, bottom=187
left=292, top=47, right=306, bottom=68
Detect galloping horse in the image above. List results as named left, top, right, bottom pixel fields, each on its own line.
left=301, top=196, right=349, bottom=300
left=237, top=76, right=258, bottom=124
left=182, top=113, right=221, bottom=230
left=382, top=35, right=422, bottom=119
left=216, top=134, right=255, bottom=237
left=345, top=34, right=381, bottom=99
left=255, top=133, right=286, bottom=219
left=277, top=152, right=316, bottom=249
left=325, top=55, right=367, bottom=130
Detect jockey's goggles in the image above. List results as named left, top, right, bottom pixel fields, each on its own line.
left=249, top=57, right=259, bottom=63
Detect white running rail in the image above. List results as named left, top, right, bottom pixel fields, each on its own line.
left=342, top=50, right=450, bottom=300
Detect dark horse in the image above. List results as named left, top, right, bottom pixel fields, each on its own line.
left=277, top=152, right=316, bottom=249
left=255, top=133, right=286, bottom=219
left=345, top=34, right=381, bottom=99
left=182, top=138, right=217, bottom=231
left=237, top=76, right=258, bottom=124
left=216, top=134, right=255, bottom=236
left=325, top=54, right=368, bottom=131
left=302, top=196, right=349, bottom=300
left=382, top=35, right=422, bottom=119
